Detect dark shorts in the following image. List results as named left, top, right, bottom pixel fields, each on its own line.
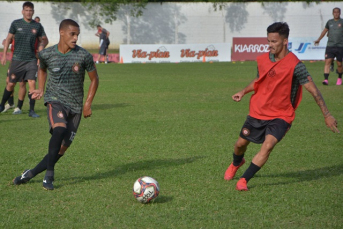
left=8, top=60, right=38, bottom=83
left=46, top=102, right=82, bottom=147
left=239, top=116, right=291, bottom=144
left=325, top=46, right=343, bottom=62
left=99, top=45, right=107, bottom=55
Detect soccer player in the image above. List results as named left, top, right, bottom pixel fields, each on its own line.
left=224, top=22, right=339, bottom=191
left=314, top=7, right=343, bottom=85
left=12, top=19, right=99, bottom=190
left=0, top=1, right=48, bottom=117
left=95, top=25, right=110, bottom=64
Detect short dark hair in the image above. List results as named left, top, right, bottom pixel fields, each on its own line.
left=96, top=25, right=101, bottom=28
left=267, top=22, right=289, bottom=38
left=23, top=1, right=34, bottom=9
left=333, top=7, right=341, bottom=13
left=59, top=19, right=79, bottom=31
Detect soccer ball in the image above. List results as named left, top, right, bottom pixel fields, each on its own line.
left=133, top=176, right=160, bottom=204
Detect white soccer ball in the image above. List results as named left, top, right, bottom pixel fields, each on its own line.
left=133, top=176, right=160, bottom=204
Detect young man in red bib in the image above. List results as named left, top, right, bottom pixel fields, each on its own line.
left=224, top=22, right=340, bottom=191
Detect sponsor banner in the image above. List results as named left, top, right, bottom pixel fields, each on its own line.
left=119, top=43, right=231, bottom=63
left=288, top=37, right=327, bottom=60
left=232, top=37, right=269, bottom=61
left=232, top=37, right=328, bottom=61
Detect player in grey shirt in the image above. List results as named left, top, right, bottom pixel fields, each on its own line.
left=315, top=7, right=343, bottom=85
left=12, top=19, right=99, bottom=191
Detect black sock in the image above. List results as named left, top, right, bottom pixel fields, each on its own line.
left=8, top=93, right=14, bottom=106
left=324, top=73, right=329, bottom=80
left=338, top=73, right=342, bottom=79
left=31, top=153, right=64, bottom=177
left=1, top=88, right=13, bottom=106
left=47, top=127, right=67, bottom=173
left=17, top=99, right=24, bottom=109
left=241, top=162, right=261, bottom=182
left=233, top=153, right=244, bottom=166
left=28, top=93, right=35, bottom=111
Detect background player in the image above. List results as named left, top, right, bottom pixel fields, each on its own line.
left=0, top=1, right=48, bottom=116
left=314, top=7, right=343, bottom=85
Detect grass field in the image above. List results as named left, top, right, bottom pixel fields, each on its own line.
left=0, top=61, right=342, bottom=228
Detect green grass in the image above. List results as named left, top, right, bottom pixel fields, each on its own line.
left=0, top=61, right=342, bottom=228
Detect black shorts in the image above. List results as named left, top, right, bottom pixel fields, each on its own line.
left=46, top=102, right=82, bottom=147
left=8, top=60, right=38, bottom=83
left=325, top=46, right=343, bottom=61
left=239, top=116, right=291, bottom=144
left=99, top=45, right=107, bottom=55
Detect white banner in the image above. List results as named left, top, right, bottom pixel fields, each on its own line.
left=119, top=43, right=231, bottom=63
left=288, top=37, right=328, bottom=60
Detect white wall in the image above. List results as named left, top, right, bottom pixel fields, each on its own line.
left=0, top=1, right=340, bottom=49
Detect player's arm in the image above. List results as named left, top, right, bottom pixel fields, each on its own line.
left=1, top=33, right=14, bottom=65
left=314, top=28, right=329, bottom=45
left=232, top=77, right=257, bottom=102
left=106, top=30, right=110, bottom=39
left=30, top=66, right=47, bottom=100
left=303, top=79, right=339, bottom=133
left=37, top=35, right=49, bottom=52
left=83, top=70, right=99, bottom=118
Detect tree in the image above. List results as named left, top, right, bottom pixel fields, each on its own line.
left=8, top=0, right=148, bottom=28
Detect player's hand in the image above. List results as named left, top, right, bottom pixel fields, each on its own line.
left=325, top=115, right=340, bottom=133
left=314, top=40, right=320, bottom=46
left=83, top=102, right=92, bottom=118
left=29, top=89, right=44, bottom=100
left=232, top=91, right=245, bottom=102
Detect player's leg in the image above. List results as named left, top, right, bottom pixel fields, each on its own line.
left=13, top=81, right=26, bottom=114
left=43, top=103, right=70, bottom=190
left=336, top=61, right=342, bottom=85
left=236, top=118, right=290, bottom=191
left=224, top=116, right=259, bottom=181
left=323, top=58, right=333, bottom=85
left=27, top=79, right=39, bottom=117
left=25, top=61, right=39, bottom=117
left=224, top=137, right=250, bottom=181
left=1, top=74, right=15, bottom=113
left=12, top=103, right=67, bottom=186
left=1, top=60, right=26, bottom=112
left=0, top=81, right=16, bottom=112
left=335, top=48, right=343, bottom=85
left=323, top=47, right=335, bottom=85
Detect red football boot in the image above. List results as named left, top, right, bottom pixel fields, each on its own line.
left=224, top=158, right=245, bottom=181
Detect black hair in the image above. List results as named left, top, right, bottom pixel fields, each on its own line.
left=23, top=1, right=34, bottom=9
left=333, top=7, right=341, bottom=13
left=59, top=19, right=80, bottom=31
left=267, top=22, right=289, bottom=38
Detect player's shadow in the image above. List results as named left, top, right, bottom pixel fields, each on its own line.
left=65, top=156, right=204, bottom=184
left=91, top=103, right=131, bottom=111
left=259, top=163, right=343, bottom=186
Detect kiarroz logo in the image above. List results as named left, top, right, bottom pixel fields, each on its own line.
left=294, top=43, right=311, bottom=53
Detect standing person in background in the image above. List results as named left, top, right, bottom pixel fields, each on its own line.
left=95, top=25, right=110, bottom=64
left=225, top=22, right=339, bottom=191
left=0, top=1, right=48, bottom=117
left=314, top=7, right=343, bottom=86
left=2, top=16, right=43, bottom=115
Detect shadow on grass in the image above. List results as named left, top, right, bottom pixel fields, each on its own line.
left=65, top=156, right=204, bottom=184
left=92, top=103, right=131, bottom=111
left=259, top=163, right=343, bottom=186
